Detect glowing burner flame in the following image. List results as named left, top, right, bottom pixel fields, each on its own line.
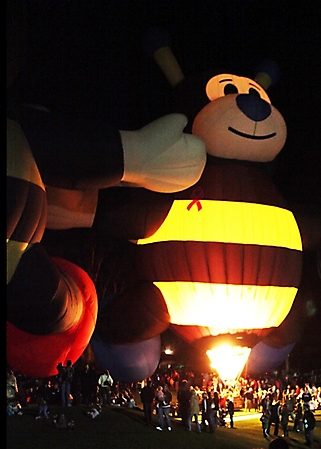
left=206, top=344, right=251, bottom=383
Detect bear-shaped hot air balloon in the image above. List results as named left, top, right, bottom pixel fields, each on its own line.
left=124, top=26, right=320, bottom=380
left=92, top=29, right=308, bottom=380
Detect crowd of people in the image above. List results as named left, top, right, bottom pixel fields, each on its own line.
left=143, top=368, right=319, bottom=447
left=7, top=363, right=320, bottom=446
left=6, top=361, right=141, bottom=416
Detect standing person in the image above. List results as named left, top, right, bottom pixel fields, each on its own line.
left=140, top=379, right=156, bottom=426
left=56, top=362, right=64, bottom=388
left=35, top=397, right=49, bottom=419
left=155, top=384, right=172, bottom=431
left=244, top=387, right=254, bottom=412
left=81, top=364, right=98, bottom=406
left=60, top=360, right=74, bottom=407
left=302, top=386, right=312, bottom=407
left=261, top=406, right=271, bottom=438
left=208, top=390, right=219, bottom=433
left=285, top=390, right=296, bottom=422
left=226, top=397, right=235, bottom=429
left=173, top=370, right=180, bottom=392
left=177, top=379, right=192, bottom=429
left=7, top=369, right=18, bottom=402
left=303, top=404, right=315, bottom=448
left=187, top=387, right=201, bottom=433
left=71, top=364, right=82, bottom=405
left=280, top=402, right=290, bottom=437
left=268, top=395, right=281, bottom=437
left=98, top=369, right=113, bottom=406
left=34, top=381, right=50, bottom=419
left=201, top=392, right=210, bottom=431
left=294, top=401, right=304, bottom=433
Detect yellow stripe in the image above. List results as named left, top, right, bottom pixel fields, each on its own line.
left=155, top=281, right=297, bottom=330
left=7, top=119, right=45, bottom=190
left=138, top=200, right=302, bottom=250
left=6, top=239, right=30, bottom=284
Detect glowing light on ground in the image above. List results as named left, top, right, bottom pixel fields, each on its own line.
left=206, top=344, right=251, bottom=383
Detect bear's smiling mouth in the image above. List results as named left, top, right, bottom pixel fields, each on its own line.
left=228, top=127, right=276, bottom=140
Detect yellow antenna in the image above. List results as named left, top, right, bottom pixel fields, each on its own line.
left=142, top=27, right=185, bottom=88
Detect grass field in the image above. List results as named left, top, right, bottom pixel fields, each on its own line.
left=7, top=402, right=321, bottom=449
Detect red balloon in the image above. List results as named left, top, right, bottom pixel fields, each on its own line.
left=7, top=258, right=97, bottom=378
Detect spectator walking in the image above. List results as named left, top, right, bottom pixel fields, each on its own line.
left=98, top=369, right=113, bottom=406
left=187, top=387, right=201, bottom=433
left=155, top=384, right=172, bottom=431
left=140, top=379, right=155, bottom=426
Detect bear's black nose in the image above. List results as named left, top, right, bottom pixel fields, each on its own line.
left=236, top=93, right=271, bottom=122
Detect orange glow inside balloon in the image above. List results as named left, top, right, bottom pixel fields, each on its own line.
left=137, top=194, right=302, bottom=334
left=206, top=344, right=251, bottom=383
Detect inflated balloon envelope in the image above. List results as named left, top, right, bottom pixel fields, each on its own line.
left=91, top=295, right=162, bottom=383
left=133, top=159, right=302, bottom=377
left=139, top=27, right=308, bottom=377
left=113, top=31, right=306, bottom=378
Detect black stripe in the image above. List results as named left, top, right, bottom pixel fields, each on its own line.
left=7, top=176, right=47, bottom=244
left=175, top=162, right=288, bottom=208
left=135, top=240, right=302, bottom=287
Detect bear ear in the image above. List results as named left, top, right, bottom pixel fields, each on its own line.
left=205, top=74, right=237, bottom=101
left=254, top=59, right=281, bottom=90
left=206, top=73, right=270, bottom=104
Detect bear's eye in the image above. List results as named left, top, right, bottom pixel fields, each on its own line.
left=224, top=83, right=238, bottom=95
left=249, top=87, right=261, bottom=97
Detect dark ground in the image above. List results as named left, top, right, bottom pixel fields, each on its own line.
left=7, top=400, right=321, bottom=449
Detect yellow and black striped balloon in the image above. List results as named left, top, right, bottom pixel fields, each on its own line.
left=135, top=159, right=302, bottom=343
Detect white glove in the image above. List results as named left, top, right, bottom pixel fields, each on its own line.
left=120, top=113, right=206, bottom=193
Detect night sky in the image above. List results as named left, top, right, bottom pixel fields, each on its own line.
left=13, top=0, right=321, bottom=205
left=8, top=0, right=321, bottom=374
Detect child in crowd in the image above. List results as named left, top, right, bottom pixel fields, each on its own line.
left=36, top=397, right=49, bottom=419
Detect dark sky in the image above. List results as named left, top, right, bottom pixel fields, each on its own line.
left=9, top=0, right=321, bottom=373
left=15, top=0, right=320, bottom=205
